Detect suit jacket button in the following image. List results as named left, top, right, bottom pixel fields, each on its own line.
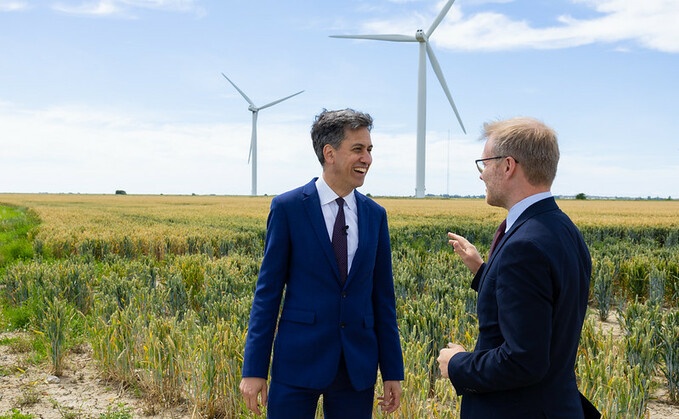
left=340, top=322, right=346, bottom=328
left=342, top=292, right=347, bottom=298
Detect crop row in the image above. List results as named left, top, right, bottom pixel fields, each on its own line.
left=1, top=196, right=677, bottom=417
left=3, top=244, right=678, bottom=417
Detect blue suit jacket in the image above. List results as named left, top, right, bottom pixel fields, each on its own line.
left=448, top=198, right=592, bottom=419
left=242, top=179, right=404, bottom=390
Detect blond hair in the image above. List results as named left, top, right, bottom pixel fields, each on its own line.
left=482, top=117, right=560, bottom=187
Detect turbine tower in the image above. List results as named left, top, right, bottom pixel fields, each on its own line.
left=331, top=0, right=466, bottom=198
left=221, top=72, right=304, bottom=196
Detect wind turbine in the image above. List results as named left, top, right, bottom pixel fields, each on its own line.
left=221, top=72, right=304, bottom=196
left=331, top=0, right=466, bottom=198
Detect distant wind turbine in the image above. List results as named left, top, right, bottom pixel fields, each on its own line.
left=331, top=0, right=466, bottom=198
left=221, top=72, right=304, bottom=196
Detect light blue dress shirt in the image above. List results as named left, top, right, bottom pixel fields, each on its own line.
left=505, top=191, right=553, bottom=232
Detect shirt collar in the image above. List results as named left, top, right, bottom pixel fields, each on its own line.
left=315, top=176, right=356, bottom=210
left=506, top=191, right=552, bottom=231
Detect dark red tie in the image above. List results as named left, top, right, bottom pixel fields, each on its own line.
left=488, top=219, right=507, bottom=259
left=332, top=197, right=348, bottom=284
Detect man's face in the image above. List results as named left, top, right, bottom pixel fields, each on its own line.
left=480, top=139, right=506, bottom=208
left=325, top=127, right=373, bottom=194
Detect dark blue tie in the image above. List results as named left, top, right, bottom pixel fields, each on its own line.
left=488, top=219, right=507, bottom=259
left=332, top=197, right=348, bottom=284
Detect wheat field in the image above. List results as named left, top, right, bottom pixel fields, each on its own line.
left=0, top=193, right=677, bottom=418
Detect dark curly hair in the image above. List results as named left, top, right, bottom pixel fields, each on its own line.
left=311, top=108, right=373, bottom=165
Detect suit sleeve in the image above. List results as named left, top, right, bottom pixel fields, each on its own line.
left=470, top=263, right=486, bottom=291
left=241, top=198, right=290, bottom=378
left=449, top=238, right=553, bottom=393
left=372, top=208, right=405, bottom=381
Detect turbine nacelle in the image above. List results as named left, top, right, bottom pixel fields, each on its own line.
left=415, top=29, right=426, bottom=42
left=248, top=105, right=258, bottom=113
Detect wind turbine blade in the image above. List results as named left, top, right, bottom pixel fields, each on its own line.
left=426, top=0, right=457, bottom=38
left=330, top=34, right=417, bottom=42
left=248, top=139, right=253, bottom=164
left=258, top=90, right=304, bottom=111
left=221, top=72, right=256, bottom=108
left=426, top=43, right=466, bottom=134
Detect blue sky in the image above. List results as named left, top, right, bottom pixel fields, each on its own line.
left=1, top=0, right=677, bottom=198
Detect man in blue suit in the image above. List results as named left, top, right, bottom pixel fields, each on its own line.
left=437, top=117, right=596, bottom=418
left=240, top=109, right=404, bottom=418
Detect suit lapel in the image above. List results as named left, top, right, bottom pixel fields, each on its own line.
left=302, top=179, right=342, bottom=284
left=344, top=190, right=368, bottom=288
left=479, top=197, right=559, bottom=291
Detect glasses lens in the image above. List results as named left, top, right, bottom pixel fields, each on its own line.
left=476, top=160, right=484, bottom=173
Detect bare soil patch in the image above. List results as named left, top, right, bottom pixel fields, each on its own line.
left=0, top=332, right=189, bottom=418
left=1, top=321, right=677, bottom=418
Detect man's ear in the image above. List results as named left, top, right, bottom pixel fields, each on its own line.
left=504, top=156, right=518, bottom=178
left=323, top=144, right=335, bottom=165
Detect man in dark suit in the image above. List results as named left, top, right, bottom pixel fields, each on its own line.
left=240, top=109, right=404, bottom=418
left=437, top=117, right=594, bottom=418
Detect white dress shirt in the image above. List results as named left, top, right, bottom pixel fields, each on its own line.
left=315, top=176, right=359, bottom=274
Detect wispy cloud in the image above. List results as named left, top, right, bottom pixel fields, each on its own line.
left=0, top=101, right=313, bottom=195
left=0, top=100, right=476, bottom=196
left=563, top=0, right=679, bottom=52
left=51, top=0, right=204, bottom=18
left=0, top=1, right=29, bottom=12
left=52, top=1, right=123, bottom=17
left=443, top=0, right=679, bottom=52
left=358, top=0, right=679, bottom=53
left=118, top=0, right=200, bottom=12
left=384, top=0, right=427, bottom=4
left=465, top=0, right=515, bottom=4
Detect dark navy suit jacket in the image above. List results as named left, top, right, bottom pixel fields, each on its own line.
left=448, top=197, right=592, bottom=419
left=242, top=179, right=404, bottom=391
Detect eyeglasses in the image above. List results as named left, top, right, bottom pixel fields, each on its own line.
left=475, top=156, right=518, bottom=173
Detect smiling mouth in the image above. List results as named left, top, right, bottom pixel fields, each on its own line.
left=354, top=167, right=367, bottom=174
